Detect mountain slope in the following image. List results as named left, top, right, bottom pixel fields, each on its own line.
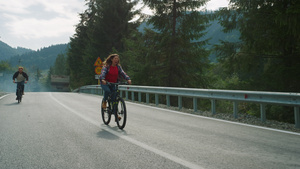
left=0, top=41, right=33, bottom=61
left=8, top=44, right=68, bottom=70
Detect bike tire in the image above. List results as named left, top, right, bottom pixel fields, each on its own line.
left=115, top=98, right=127, bottom=130
left=17, top=88, right=22, bottom=103
left=101, top=99, right=111, bottom=125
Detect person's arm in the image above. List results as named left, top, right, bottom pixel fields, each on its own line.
left=118, top=66, right=131, bottom=84
left=99, top=66, right=108, bottom=84
left=23, top=72, right=29, bottom=83
left=12, top=72, right=17, bottom=83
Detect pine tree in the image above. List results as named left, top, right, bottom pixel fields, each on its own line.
left=67, top=0, right=139, bottom=88
left=139, top=0, right=211, bottom=87
left=68, top=11, right=89, bottom=89
left=216, top=0, right=300, bottom=92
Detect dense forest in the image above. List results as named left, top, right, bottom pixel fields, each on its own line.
left=7, top=44, right=68, bottom=70
left=64, top=0, right=299, bottom=123
left=0, top=41, right=33, bottom=60
left=66, top=0, right=299, bottom=92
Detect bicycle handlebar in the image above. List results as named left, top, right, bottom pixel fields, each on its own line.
left=107, top=82, right=128, bottom=85
left=14, top=81, right=26, bottom=84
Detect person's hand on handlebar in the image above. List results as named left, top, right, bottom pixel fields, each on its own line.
left=102, top=80, right=131, bottom=85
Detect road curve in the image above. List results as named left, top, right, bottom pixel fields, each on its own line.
left=0, top=92, right=299, bottom=169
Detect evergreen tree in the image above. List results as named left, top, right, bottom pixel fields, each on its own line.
left=68, top=12, right=89, bottom=89
left=53, top=54, right=68, bottom=76
left=137, top=0, right=211, bottom=87
left=35, top=68, right=42, bottom=81
left=215, top=0, right=300, bottom=92
left=67, top=0, right=139, bottom=88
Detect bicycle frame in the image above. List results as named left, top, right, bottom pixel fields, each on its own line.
left=107, top=82, right=127, bottom=103
left=15, top=81, right=25, bottom=103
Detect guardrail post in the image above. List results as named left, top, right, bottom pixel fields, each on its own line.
left=132, top=91, right=135, bottom=101
left=295, top=106, right=300, bottom=128
left=193, top=97, right=197, bottom=112
left=166, top=95, right=170, bottom=107
left=126, top=91, right=128, bottom=100
left=211, top=99, right=216, bottom=115
left=138, top=92, right=141, bottom=102
left=155, top=94, right=159, bottom=106
left=178, top=96, right=182, bottom=110
left=260, top=104, right=266, bottom=122
left=146, top=93, right=149, bottom=104
left=233, top=101, right=238, bottom=118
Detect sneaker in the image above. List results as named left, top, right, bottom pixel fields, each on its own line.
left=102, top=101, right=107, bottom=109
left=117, top=115, right=121, bottom=121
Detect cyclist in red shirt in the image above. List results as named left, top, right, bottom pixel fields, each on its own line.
left=99, top=54, right=131, bottom=108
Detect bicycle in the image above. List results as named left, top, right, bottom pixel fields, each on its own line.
left=15, top=81, right=24, bottom=103
left=101, top=82, right=127, bottom=130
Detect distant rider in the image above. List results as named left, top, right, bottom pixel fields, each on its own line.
left=13, top=67, right=29, bottom=99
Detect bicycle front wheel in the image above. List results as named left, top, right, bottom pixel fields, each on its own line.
left=17, top=88, right=22, bottom=103
left=101, top=99, right=111, bottom=125
left=115, top=98, right=127, bottom=130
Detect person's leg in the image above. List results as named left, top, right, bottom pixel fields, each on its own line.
left=16, top=83, right=18, bottom=98
left=16, top=84, right=18, bottom=96
left=101, top=84, right=111, bottom=108
left=110, top=85, right=116, bottom=101
left=21, top=84, right=25, bottom=95
left=101, top=84, right=111, bottom=101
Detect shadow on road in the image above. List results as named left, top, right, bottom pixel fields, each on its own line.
left=97, top=124, right=128, bottom=140
left=97, top=127, right=119, bottom=140
left=4, top=102, right=20, bottom=106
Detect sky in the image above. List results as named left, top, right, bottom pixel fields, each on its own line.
left=0, top=0, right=229, bottom=51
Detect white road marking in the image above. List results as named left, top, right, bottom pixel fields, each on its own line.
left=50, top=93, right=204, bottom=169
left=0, top=94, right=9, bottom=100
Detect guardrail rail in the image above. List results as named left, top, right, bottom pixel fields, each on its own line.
left=73, top=85, right=300, bottom=128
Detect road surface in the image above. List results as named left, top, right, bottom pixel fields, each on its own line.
left=0, top=92, right=299, bottom=169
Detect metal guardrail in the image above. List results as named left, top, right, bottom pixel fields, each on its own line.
left=74, top=85, right=300, bottom=128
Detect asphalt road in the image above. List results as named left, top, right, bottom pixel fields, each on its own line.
left=0, top=92, right=300, bottom=169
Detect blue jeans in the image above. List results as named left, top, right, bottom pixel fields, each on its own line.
left=101, top=84, right=116, bottom=101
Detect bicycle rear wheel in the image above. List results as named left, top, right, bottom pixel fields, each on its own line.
left=115, top=98, right=127, bottom=130
left=101, top=99, right=111, bottom=125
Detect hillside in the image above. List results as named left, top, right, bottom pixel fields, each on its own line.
left=204, top=19, right=240, bottom=62
left=138, top=19, right=240, bottom=62
left=0, top=41, right=33, bottom=61
left=8, top=44, right=68, bottom=71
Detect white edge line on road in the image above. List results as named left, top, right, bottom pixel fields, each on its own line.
left=0, top=94, right=9, bottom=100
left=126, top=102, right=300, bottom=136
left=49, top=93, right=204, bottom=169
